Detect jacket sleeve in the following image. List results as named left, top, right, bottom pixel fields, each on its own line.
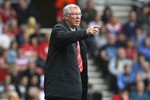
left=50, top=24, right=90, bottom=47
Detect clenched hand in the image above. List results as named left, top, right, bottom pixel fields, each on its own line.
left=86, top=25, right=101, bottom=35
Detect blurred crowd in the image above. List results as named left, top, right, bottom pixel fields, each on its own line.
left=0, top=0, right=49, bottom=100
left=79, top=0, right=150, bottom=100
left=1, top=0, right=150, bottom=100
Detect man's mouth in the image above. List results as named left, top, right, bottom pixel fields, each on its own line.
left=75, top=21, right=80, bottom=23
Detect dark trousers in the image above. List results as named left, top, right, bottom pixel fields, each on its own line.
left=46, top=97, right=79, bottom=100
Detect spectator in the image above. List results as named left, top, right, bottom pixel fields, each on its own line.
left=81, top=0, right=97, bottom=28
left=100, top=33, right=118, bottom=60
left=15, top=75, right=29, bottom=99
left=98, top=33, right=117, bottom=76
left=25, top=16, right=37, bottom=37
left=132, top=53, right=146, bottom=74
left=30, top=24, right=44, bottom=43
left=15, top=0, right=39, bottom=25
left=28, top=74, right=40, bottom=88
left=106, top=16, right=122, bottom=36
left=95, top=26, right=107, bottom=48
left=0, top=74, right=15, bottom=99
left=20, top=34, right=37, bottom=61
left=15, top=48, right=29, bottom=72
left=22, top=61, right=41, bottom=78
left=124, top=39, right=137, bottom=60
left=117, top=64, right=136, bottom=91
left=108, top=48, right=132, bottom=93
left=7, top=40, right=18, bottom=64
left=8, top=63, right=19, bottom=85
left=87, top=14, right=103, bottom=57
left=101, top=6, right=113, bottom=24
left=37, top=33, right=49, bottom=68
left=134, top=27, right=145, bottom=45
left=113, top=89, right=130, bottom=100
left=98, top=33, right=118, bottom=78
left=94, top=26, right=107, bottom=59
left=0, top=0, right=18, bottom=24
left=30, top=36, right=38, bottom=51
left=109, top=48, right=132, bottom=76
left=133, top=73, right=144, bottom=90
left=26, top=86, right=40, bottom=100
left=88, top=14, right=103, bottom=28
left=0, top=25, right=11, bottom=49
left=138, top=62, right=150, bottom=88
left=137, top=5, right=150, bottom=24
left=2, top=74, right=15, bottom=93
left=16, top=24, right=27, bottom=45
left=8, top=91, right=20, bottom=100
left=6, top=18, right=20, bottom=37
left=116, top=33, right=127, bottom=48
left=138, top=36, right=150, bottom=60
left=130, top=81, right=150, bottom=100
left=123, top=11, right=141, bottom=40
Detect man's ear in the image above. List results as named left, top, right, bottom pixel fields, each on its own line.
left=64, top=15, right=68, bottom=21
left=65, top=17, right=68, bottom=21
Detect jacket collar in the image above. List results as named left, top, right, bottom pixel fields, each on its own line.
left=62, top=21, right=78, bottom=31
left=62, top=21, right=83, bottom=45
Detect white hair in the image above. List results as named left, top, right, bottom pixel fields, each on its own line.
left=63, top=4, right=81, bottom=15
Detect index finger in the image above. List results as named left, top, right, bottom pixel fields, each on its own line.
left=93, top=25, right=101, bottom=28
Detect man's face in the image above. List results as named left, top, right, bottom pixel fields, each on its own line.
left=66, top=7, right=82, bottom=28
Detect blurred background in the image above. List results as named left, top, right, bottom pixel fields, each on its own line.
left=0, top=0, right=150, bottom=100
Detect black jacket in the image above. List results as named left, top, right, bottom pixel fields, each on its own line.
left=44, top=21, right=89, bottom=100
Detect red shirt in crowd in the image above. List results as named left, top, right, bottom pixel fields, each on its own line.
left=113, top=95, right=123, bottom=100
left=7, top=28, right=20, bottom=36
left=38, top=41, right=49, bottom=61
left=125, top=48, right=137, bottom=60
left=20, top=44, right=37, bottom=57
left=0, top=9, right=18, bottom=24
left=0, top=68, right=8, bottom=83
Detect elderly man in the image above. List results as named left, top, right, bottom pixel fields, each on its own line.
left=44, top=4, right=100, bottom=100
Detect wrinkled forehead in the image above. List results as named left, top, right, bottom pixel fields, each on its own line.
left=69, top=7, right=81, bottom=13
